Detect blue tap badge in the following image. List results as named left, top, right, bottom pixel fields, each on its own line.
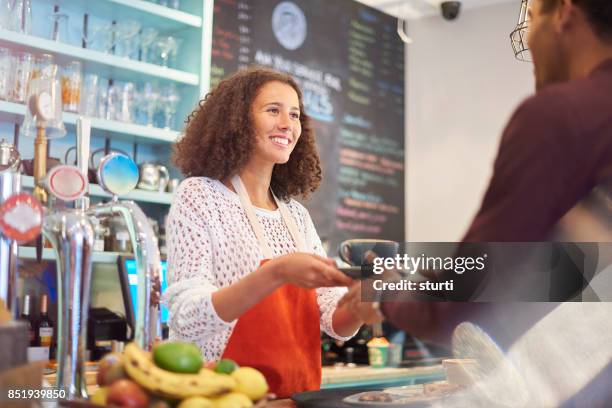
left=97, top=153, right=139, bottom=196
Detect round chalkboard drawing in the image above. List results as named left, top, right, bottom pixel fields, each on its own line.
left=272, top=1, right=307, bottom=51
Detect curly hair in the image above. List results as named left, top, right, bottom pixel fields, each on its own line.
left=173, top=66, right=322, bottom=200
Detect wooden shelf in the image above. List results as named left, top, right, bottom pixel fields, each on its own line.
left=21, top=176, right=175, bottom=205
left=0, top=30, right=199, bottom=86
left=18, top=247, right=124, bottom=263
left=0, top=101, right=179, bottom=144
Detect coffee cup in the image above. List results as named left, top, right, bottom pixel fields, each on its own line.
left=339, top=239, right=399, bottom=267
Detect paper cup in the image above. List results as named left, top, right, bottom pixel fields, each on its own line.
left=368, top=345, right=389, bottom=368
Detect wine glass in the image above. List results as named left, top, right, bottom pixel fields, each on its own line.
left=153, top=36, right=177, bottom=67
left=115, top=20, right=141, bottom=58
left=139, top=27, right=158, bottom=63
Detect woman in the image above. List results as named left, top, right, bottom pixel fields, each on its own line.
left=163, top=67, right=382, bottom=398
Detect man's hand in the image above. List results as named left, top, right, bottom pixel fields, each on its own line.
left=337, top=281, right=384, bottom=324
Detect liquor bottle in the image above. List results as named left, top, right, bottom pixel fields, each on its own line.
left=20, top=294, right=37, bottom=346
left=38, top=294, right=54, bottom=352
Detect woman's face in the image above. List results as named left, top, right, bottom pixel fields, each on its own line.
left=249, top=80, right=302, bottom=165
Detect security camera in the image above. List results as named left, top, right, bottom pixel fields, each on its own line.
left=441, top=1, right=461, bottom=21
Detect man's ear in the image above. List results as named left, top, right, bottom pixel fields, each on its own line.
left=554, top=0, right=578, bottom=34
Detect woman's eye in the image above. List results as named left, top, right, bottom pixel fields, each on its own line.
left=290, top=113, right=300, bottom=119
left=267, top=108, right=279, bottom=114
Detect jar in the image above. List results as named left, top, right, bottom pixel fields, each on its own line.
left=9, top=51, right=33, bottom=103
left=61, top=61, right=81, bottom=112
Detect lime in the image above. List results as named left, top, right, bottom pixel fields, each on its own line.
left=153, top=341, right=203, bottom=374
left=214, top=359, right=238, bottom=374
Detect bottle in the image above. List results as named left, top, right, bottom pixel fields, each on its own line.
left=38, top=294, right=54, bottom=353
left=20, top=294, right=36, bottom=346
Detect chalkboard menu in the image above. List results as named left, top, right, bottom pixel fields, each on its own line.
left=211, top=0, right=405, bottom=252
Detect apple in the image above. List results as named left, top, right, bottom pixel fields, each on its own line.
left=106, top=379, right=150, bottom=408
left=97, top=352, right=127, bottom=386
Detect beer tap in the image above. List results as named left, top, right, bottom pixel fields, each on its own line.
left=86, top=152, right=161, bottom=349
left=42, top=164, right=93, bottom=399
left=0, top=139, right=22, bottom=317
left=18, top=73, right=94, bottom=400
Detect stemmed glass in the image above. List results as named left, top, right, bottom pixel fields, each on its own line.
left=78, top=22, right=112, bottom=52
left=139, top=27, right=158, bottom=63
left=114, top=20, right=141, bottom=58
left=153, top=36, right=177, bottom=67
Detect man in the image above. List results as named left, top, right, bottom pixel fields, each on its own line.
left=383, top=0, right=612, bottom=338
left=462, top=0, right=612, bottom=242
left=381, top=0, right=612, bottom=404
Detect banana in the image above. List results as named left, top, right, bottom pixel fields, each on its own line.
left=123, top=343, right=236, bottom=399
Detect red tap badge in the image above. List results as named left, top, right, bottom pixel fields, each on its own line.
left=0, top=193, right=43, bottom=243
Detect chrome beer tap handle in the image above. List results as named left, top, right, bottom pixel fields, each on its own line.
left=43, top=209, right=93, bottom=399
left=87, top=152, right=161, bottom=349
left=42, top=165, right=93, bottom=400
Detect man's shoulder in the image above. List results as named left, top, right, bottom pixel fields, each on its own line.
left=503, top=79, right=594, bottom=147
left=516, top=72, right=611, bottom=120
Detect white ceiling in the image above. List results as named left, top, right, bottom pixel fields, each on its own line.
left=355, top=0, right=515, bottom=19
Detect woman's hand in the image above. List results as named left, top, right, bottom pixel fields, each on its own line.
left=337, top=281, right=384, bottom=325
left=264, top=253, right=353, bottom=289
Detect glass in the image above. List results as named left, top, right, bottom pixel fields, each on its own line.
left=0, top=0, right=12, bottom=29
left=152, top=36, right=178, bottom=67
left=49, top=12, right=69, bottom=43
left=105, top=82, right=121, bottom=121
left=61, top=61, right=82, bottom=112
left=169, top=0, right=180, bottom=9
left=140, top=82, right=159, bottom=126
left=169, top=37, right=183, bottom=68
left=8, top=51, right=33, bottom=103
left=8, top=0, right=32, bottom=34
left=117, top=82, right=135, bottom=122
left=83, top=22, right=113, bottom=52
left=31, top=54, right=57, bottom=81
left=97, top=80, right=110, bottom=119
left=160, top=84, right=179, bottom=129
left=80, top=74, right=99, bottom=116
left=114, top=20, right=141, bottom=58
left=139, top=27, right=158, bottom=62
left=0, top=48, right=11, bottom=100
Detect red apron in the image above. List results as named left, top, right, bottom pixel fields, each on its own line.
left=222, top=175, right=322, bottom=398
left=222, top=283, right=321, bottom=397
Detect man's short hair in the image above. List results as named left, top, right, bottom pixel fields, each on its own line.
left=541, top=0, right=612, bottom=42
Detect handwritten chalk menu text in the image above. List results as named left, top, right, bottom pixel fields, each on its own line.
left=211, top=0, right=405, bottom=251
